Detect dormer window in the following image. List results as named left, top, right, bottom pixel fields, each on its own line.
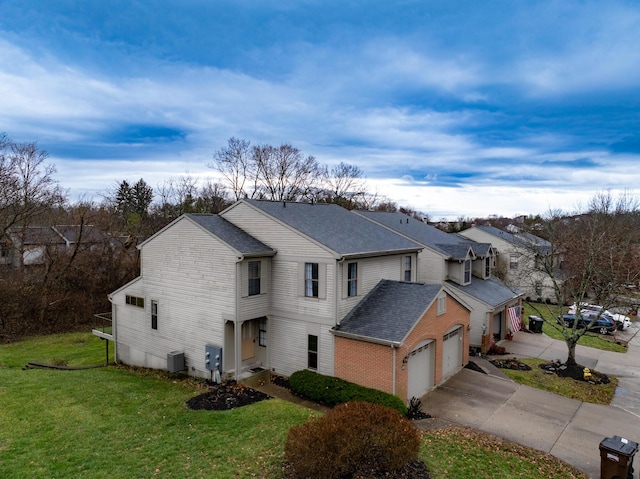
left=485, top=257, right=491, bottom=278
left=464, top=259, right=471, bottom=284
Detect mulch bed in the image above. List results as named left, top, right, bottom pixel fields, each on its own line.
left=185, top=381, right=271, bottom=410
left=489, top=358, right=532, bottom=371
left=539, top=361, right=611, bottom=384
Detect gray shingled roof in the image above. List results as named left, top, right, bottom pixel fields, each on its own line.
left=474, top=225, right=552, bottom=254
left=186, top=214, right=275, bottom=256
left=242, top=200, right=422, bottom=257
left=355, top=210, right=490, bottom=258
left=333, top=279, right=443, bottom=345
left=445, top=277, right=521, bottom=308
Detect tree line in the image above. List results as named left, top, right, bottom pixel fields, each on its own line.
left=0, top=134, right=420, bottom=340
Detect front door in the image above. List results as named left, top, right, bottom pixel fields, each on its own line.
left=493, top=312, right=502, bottom=341
left=241, top=320, right=255, bottom=361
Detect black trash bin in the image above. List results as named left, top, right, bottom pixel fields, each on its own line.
left=599, top=435, right=638, bottom=479
left=528, top=315, right=543, bottom=333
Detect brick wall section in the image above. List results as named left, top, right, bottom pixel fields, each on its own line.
left=334, top=293, right=470, bottom=402
left=334, top=338, right=395, bottom=394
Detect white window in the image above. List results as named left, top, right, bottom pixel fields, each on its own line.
left=248, top=261, right=261, bottom=296
left=403, top=256, right=412, bottom=281
left=305, top=262, right=319, bottom=297
left=151, top=300, right=158, bottom=330
left=464, top=259, right=471, bottom=283
left=307, top=335, right=318, bottom=370
left=510, top=254, right=519, bottom=270
left=258, top=318, right=267, bottom=347
left=437, top=294, right=446, bottom=315
left=126, top=295, right=144, bottom=308
left=485, top=257, right=491, bottom=278
left=347, top=262, right=358, bottom=297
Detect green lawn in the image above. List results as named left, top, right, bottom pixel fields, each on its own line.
left=0, top=333, right=586, bottom=478
left=523, top=304, right=628, bottom=353
left=497, top=358, right=617, bottom=405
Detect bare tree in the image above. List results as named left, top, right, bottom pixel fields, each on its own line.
left=209, top=138, right=327, bottom=203
left=0, top=134, right=66, bottom=238
left=254, top=143, right=324, bottom=201
left=525, top=191, right=640, bottom=366
left=209, top=137, right=255, bottom=201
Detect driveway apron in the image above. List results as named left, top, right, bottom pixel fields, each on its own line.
left=418, top=322, right=640, bottom=479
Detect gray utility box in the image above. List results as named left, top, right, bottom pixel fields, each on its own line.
left=167, top=351, right=185, bottom=373
left=205, top=345, right=223, bottom=371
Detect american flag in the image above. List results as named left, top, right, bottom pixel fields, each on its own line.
left=508, top=306, right=521, bottom=333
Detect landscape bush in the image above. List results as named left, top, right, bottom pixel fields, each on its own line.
left=289, top=369, right=407, bottom=415
left=285, top=401, right=422, bottom=479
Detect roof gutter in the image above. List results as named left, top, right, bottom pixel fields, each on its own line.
left=340, top=247, right=422, bottom=260
left=330, top=328, right=401, bottom=348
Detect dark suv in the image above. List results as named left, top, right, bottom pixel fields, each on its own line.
left=557, top=313, right=617, bottom=335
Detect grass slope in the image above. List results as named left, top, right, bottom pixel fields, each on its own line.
left=0, top=333, right=587, bottom=478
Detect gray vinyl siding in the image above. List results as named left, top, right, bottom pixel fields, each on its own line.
left=416, top=250, right=447, bottom=282
left=222, top=202, right=336, bottom=259
left=269, top=314, right=335, bottom=377
left=338, top=254, right=413, bottom=320
left=238, top=258, right=271, bottom=320
left=460, top=294, right=491, bottom=347
left=114, top=217, right=238, bottom=377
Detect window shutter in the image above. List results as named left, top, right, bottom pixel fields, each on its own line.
left=262, top=259, right=270, bottom=294
left=298, top=262, right=305, bottom=297
left=318, top=263, right=327, bottom=299
left=241, top=262, right=249, bottom=297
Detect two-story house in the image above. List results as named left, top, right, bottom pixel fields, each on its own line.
left=459, top=225, right=556, bottom=303
left=353, top=211, right=523, bottom=352
left=108, top=199, right=472, bottom=402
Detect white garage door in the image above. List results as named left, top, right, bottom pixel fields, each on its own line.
left=407, top=340, right=435, bottom=400
left=442, top=326, right=463, bottom=380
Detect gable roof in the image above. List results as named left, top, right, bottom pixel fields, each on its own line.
left=332, top=279, right=444, bottom=345
left=354, top=210, right=491, bottom=259
left=185, top=214, right=275, bottom=257
left=469, top=225, right=552, bottom=254
left=445, top=277, right=522, bottom=308
left=239, top=199, right=422, bottom=258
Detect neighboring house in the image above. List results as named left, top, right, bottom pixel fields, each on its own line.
left=354, top=211, right=522, bottom=352
left=2, top=225, right=108, bottom=268
left=107, top=199, right=472, bottom=402
left=459, top=225, right=556, bottom=302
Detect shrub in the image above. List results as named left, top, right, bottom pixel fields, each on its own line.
left=289, top=369, right=407, bottom=415
left=285, top=401, right=421, bottom=479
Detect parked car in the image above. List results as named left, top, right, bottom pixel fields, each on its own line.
left=557, top=313, right=617, bottom=335
left=567, top=303, right=631, bottom=330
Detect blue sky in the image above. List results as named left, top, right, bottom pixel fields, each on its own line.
left=1, top=1, right=639, bottom=219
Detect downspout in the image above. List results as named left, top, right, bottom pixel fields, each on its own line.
left=235, top=257, right=243, bottom=381
left=107, top=295, right=118, bottom=363
left=392, top=345, right=397, bottom=396
left=335, top=257, right=345, bottom=325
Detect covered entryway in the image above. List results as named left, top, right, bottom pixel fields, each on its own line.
left=407, top=340, right=435, bottom=400
left=442, top=326, right=463, bottom=380
left=493, top=312, right=502, bottom=341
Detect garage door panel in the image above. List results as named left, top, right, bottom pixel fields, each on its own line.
left=407, top=340, right=434, bottom=399
left=443, top=327, right=463, bottom=380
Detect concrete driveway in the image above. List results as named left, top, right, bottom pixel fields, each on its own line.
left=417, top=322, right=640, bottom=479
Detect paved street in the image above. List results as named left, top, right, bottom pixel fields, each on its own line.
left=418, top=321, right=640, bottom=479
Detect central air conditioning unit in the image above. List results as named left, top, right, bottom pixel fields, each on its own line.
left=167, top=351, right=185, bottom=373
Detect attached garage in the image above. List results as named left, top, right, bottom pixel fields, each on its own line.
left=332, top=280, right=471, bottom=402
left=442, top=326, right=463, bottom=380
left=407, top=339, right=435, bottom=400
